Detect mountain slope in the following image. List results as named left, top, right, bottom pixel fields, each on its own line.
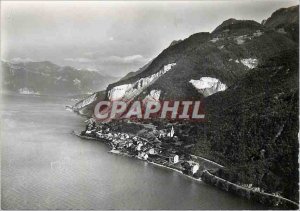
left=119, top=60, right=153, bottom=82
left=263, top=5, right=299, bottom=42
left=75, top=5, right=298, bottom=116
left=198, top=49, right=298, bottom=202
left=105, top=18, right=296, bottom=101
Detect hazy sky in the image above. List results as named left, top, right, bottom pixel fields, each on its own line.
left=1, top=0, right=298, bottom=77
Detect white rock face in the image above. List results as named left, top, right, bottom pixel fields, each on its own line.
left=108, top=63, right=176, bottom=101
left=74, top=93, right=97, bottom=110
left=189, top=77, right=227, bottom=97
left=18, top=87, right=39, bottom=95
left=144, top=90, right=161, bottom=102
left=107, top=84, right=133, bottom=101
left=241, top=58, right=258, bottom=69
left=149, top=90, right=161, bottom=101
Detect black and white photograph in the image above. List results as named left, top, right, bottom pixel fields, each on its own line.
left=1, top=0, right=299, bottom=210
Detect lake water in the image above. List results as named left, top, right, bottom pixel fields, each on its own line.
left=1, top=94, right=267, bottom=209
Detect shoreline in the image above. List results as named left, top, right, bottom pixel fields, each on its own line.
left=147, top=160, right=202, bottom=183
left=72, top=130, right=299, bottom=209
left=202, top=170, right=299, bottom=209
left=108, top=148, right=203, bottom=183
left=73, top=131, right=203, bottom=182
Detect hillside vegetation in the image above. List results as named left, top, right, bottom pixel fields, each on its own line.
left=74, top=5, right=299, bottom=203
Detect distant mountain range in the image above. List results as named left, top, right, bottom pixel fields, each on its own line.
left=1, top=61, right=118, bottom=96
left=73, top=5, right=299, bottom=202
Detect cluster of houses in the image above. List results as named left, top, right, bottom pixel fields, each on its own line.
left=241, top=184, right=265, bottom=193
left=81, top=121, right=202, bottom=177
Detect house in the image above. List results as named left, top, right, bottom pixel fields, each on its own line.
left=128, top=144, right=137, bottom=153
left=117, top=142, right=126, bottom=149
left=260, top=149, right=266, bottom=159
left=156, top=153, right=179, bottom=164
left=112, top=139, right=119, bottom=145
left=168, top=154, right=179, bottom=164
left=167, top=126, right=175, bottom=137
left=136, top=143, right=143, bottom=151
left=138, top=152, right=148, bottom=160
left=158, top=129, right=167, bottom=138
left=187, top=161, right=199, bottom=174
left=126, top=141, right=133, bottom=148
left=148, top=148, right=157, bottom=155
left=141, top=145, right=150, bottom=152
left=85, top=130, right=92, bottom=135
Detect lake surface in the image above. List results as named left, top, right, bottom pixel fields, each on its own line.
left=1, top=94, right=267, bottom=209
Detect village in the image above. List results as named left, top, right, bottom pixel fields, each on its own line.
left=76, top=119, right=299, bottom=209
left=80, top=120, right=205, bottom=178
